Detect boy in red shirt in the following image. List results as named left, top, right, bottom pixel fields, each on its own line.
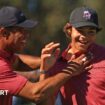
left=41, top=7, right=105, bottom=105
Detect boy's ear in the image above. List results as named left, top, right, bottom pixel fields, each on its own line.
left=65, top=28, right=72, bottom=38
left=63, top=22, right=72, bottom=38
left=67, top=28, right=72, bottom=34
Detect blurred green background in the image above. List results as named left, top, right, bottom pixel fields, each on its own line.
left=0, top=0, right=105, bottom=56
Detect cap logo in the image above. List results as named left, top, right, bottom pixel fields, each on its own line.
left=83, top=10, right=91, bottom=20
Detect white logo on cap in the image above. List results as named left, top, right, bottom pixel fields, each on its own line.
left=83, top=10, right=91, bottom=20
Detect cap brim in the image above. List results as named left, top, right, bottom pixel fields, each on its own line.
left=16, top=19, right=38, bottom=28
left=71, top=21, right=102, bottom=31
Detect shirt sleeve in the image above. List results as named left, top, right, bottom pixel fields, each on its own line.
left=0, top=58, right=28, bottom=95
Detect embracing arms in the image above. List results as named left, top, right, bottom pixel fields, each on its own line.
left=17, top=42, right=92, bottom=104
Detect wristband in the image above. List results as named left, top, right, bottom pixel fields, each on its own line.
left=39, top=70, right=48, bottom=74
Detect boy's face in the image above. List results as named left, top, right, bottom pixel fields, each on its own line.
left=70, top=26, right=97, bottom=53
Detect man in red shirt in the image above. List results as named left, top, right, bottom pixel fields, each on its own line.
left=0, top=6, right=92, bottom=105
left=41, top=7, right=105, bottom=105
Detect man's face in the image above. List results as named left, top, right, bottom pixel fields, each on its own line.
left=70, top=26, right=97, bottom=53
left=5, top=26, right=29, bottom=52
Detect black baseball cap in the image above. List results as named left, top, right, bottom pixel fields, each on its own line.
left=69, top=7, right=101, bottom=31
left=0, top=6, right=38, bottom=28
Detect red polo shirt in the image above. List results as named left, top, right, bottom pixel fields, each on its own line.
left=49, top=43, right=105, bottom=105
left=0, top=50, right=28, bottom=105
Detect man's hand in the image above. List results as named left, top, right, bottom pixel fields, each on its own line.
left=62, top=54, right=93, bottom=77
left=40, top=42, right=60, bottom=71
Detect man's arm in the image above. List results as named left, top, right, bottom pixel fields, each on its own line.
left=14, top=70, right=40, bottom=81
left=18, top=71, right=71, bottom=104
left=17, top=42, right=92, bottom=104
left=13, top=54, right=41, bottom=71
left=18, top=56, right=91, bottom=104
